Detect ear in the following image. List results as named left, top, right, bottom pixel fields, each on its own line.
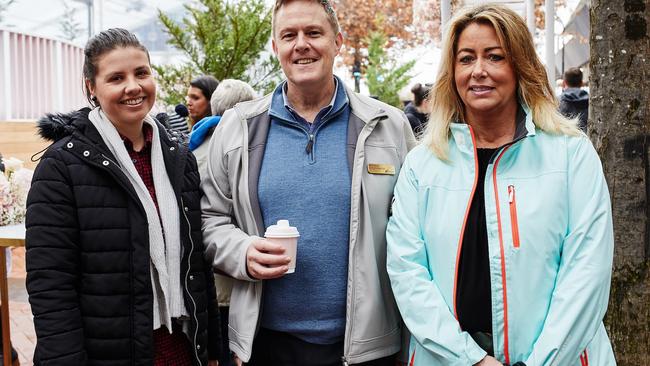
left=272, top=38, right=279, bottom=57
left=85, top=78, right=95, bottom=97
left=334, top=32, right=343, bottom=54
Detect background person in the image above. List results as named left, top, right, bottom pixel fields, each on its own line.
left=559, top=67, right=589, bottom=132
left=25, top=28, right=220, bottom=366
left=387, top=5, right=614, bottom=366
left=167, top=103, right=191, bottom=133
left=187, top=75, right=219, bottom=128
left=189, top=79, right=256, bottom=366
left=201, top=0, right=416, bottom=364
left=190, top=79, right=256, bottom=174
left=403, top=82, right=431, bottom=134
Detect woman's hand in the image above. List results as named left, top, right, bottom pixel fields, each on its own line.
left=207, top=360, right=218, bottom=366
left=474, top=356, right=504, bottom=366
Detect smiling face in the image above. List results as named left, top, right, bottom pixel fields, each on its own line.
left=272, top=0, right=342, bottom=91
left=454, top=22, right=517, bottom=123
left=186, top=86, right=211, bottom=122
left=87, top=46, right=155, bottom=129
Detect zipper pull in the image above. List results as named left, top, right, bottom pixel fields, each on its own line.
left=508, top=185, right=515, bottom=203
left=341, top=356, right=349, bottom=366
left=305, top=134, right=314, bottom=154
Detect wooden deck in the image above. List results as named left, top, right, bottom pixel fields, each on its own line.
left=0, top=122, right=49, bottom=170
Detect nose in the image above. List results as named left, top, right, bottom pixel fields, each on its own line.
left=124, top=76, right=142, bottom=95
left=471, top=58, right=487, bottom=79
left=295, top=32, right=310, bottom=52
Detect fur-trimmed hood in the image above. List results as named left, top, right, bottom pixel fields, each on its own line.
left=37, top=108, right=188, bottom=145
left=37, top=108, right=91, bottom=142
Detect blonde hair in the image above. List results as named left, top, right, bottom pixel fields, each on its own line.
left=422, top=4, right=581, bottom=159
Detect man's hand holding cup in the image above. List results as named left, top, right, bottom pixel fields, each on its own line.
left=246, top=220, right=299, bottom=280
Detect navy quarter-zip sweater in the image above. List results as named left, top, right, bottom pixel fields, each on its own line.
left=258, top=77, right=351, bottom=345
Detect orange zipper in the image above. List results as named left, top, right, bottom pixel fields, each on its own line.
left=580, top=349, right=589, bottom=366
left=493, top=146, right=513, bottom=365
left=508, top=185, right=521, bottom=248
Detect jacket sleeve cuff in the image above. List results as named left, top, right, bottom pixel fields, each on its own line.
left=464, top=342, right=488, bottom=365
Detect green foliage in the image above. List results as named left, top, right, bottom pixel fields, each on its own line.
left=152, top=64, right=195, bottom=107
left=365, top=30, right=415, bottom=108
left=155, top=0, right=281, bottom=106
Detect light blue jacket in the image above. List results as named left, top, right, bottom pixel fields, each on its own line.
left=386, top=110, right=615, bottom=366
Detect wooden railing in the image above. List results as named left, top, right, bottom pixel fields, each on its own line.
left=0, top=121, right=49, bottom=170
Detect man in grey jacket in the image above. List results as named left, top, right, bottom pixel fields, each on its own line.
left=201, top=0, right=416, bottom=364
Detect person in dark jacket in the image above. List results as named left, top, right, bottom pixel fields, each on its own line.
left=403, top=83, right=431, bottom=134
left=559, top=67, right=588, bottom=132
left=25, top=28, right=220, bottom=366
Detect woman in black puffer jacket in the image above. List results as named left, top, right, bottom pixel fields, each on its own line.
left=25, top=29, right=220, bottom=366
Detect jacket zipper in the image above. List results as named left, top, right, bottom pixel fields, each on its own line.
left=452, top=126, right=480, bottom=318
left=492, top=146, right=513, bottom=365
left=306, top=133, right=314, bottom=155
left=103, top=151, right=201, bottom=364
left=342, top=116, right=381, bottom=365
left=507, top=185, right=521, bottom=248
left=180, top=197, right=202, bottom=366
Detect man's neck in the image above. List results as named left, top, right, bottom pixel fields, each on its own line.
left=286, top=78, right=336, bottom=123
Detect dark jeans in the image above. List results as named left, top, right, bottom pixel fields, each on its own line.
left=246, top=327, right=395, bottom=366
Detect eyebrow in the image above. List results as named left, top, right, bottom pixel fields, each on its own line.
left=457, top=46, right=503, bottom=53
left=103, top=65, right=149, bottom=78
left=278, top=23, right=325, bottom=34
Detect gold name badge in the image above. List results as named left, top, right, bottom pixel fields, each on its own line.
left=367, top=163, right=395, bottom=175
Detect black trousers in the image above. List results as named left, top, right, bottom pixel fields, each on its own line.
left=219, top=306, right=233, bottom=366
left=246, top=327, right=395, bottom=366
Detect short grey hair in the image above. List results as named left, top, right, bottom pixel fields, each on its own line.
left=210, top=79, right=256, bottom=116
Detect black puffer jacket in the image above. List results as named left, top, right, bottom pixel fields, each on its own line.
left=25, top=108, right=220, bottom=366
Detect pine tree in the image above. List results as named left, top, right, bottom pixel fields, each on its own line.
left=155, top=0, right=280, bottom=106
left=365, top=30, right=414, bottom=108
left=59, top=0, right=83, bottom=43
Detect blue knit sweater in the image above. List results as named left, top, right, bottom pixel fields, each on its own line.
left=258, top=78, right=351, bottom=344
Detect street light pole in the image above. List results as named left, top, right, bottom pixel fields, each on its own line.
left=72, top=0, right=94, bottom=38
left=440, top=0, right=451, bottom=32
left=545, top=0, right=555, bottom=87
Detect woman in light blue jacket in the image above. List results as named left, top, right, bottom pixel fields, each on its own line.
left=386, top=4, right=615, bottom=366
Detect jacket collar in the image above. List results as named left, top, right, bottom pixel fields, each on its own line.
left=234, top=80, right=389, bottom=126
left=269, top=76, right=349, bottom=128
left=450, top=103, right=535, bottom=153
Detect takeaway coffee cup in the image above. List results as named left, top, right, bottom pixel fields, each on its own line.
left=264, top=220, right=300, bottom=274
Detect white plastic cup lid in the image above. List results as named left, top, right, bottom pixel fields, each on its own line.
left=264, top=219, right=300, bottom=238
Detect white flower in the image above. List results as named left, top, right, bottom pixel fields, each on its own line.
left=1, top=158, right=33, bottom=226
left=2, top=157, right=23, bottom=174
